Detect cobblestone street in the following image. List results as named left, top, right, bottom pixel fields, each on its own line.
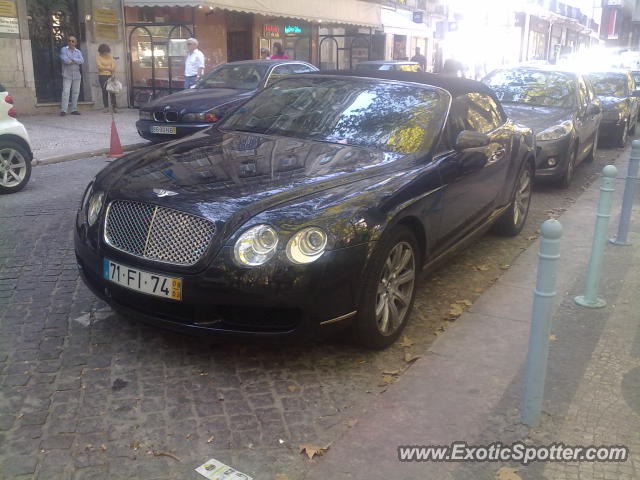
left=0, top=142, right=627, bottom=480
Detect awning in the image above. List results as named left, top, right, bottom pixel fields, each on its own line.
left=124, top=0, right=381, bottom=27
left=381, top=8, right=431, bottom=37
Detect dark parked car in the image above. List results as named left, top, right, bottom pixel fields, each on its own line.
left=483, top=67, right=601, bottom=187
left=585, top=70, right=639, bottom=147
left=75, top=71, right=534, bottom=348
left=136, top=60, right=318, bottom=142
left=355, top=61, right=422, bottom=72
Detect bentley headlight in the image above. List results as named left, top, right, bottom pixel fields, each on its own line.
left=286, top=227, right=328, bottom=264
left=87, top=192, right=104, bottom=226
left=234, top=224, right=279, bottom=266
left=139, top=110, right=152, bottom=120
left=536, top=121, right=573, bottom=142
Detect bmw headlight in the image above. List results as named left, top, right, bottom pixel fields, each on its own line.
left=536, top=121, right=573, bottom=142
left=234, top=224, right=279, bottom=266
left=87, top=192, right=104, bottom=226
left=286, top=227, right=328, bottom=264
left=139, top=110, right=152, bottom=120
left=182, top=109, right=219, bottom=123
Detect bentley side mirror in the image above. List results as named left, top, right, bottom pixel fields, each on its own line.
left=454, top=130, right=490, bottom=150
left=587, top=103, right=601, bottom=115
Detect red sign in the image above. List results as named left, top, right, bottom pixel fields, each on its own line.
left=263, top=24, right=281, bottom=38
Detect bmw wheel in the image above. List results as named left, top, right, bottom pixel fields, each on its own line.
left=584, top=132, right=598, bottom=163
left=0, top=140, right=31, bottom=194
left=353, top=226, right=418, bottom=349
left=558, top=145, right=577, bottom=189
left=617, top=120, right=629, bottom=148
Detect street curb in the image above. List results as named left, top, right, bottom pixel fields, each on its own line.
left=31, top=141, right=149, bottom=166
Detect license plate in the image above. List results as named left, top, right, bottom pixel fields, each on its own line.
left=103, top=258, right=182, bottom=301
left=150, top=125, right=176, bottom=135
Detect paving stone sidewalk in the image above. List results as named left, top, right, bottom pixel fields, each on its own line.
left=19, top=109, right=147, bottom=164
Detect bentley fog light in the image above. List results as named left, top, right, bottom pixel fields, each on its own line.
left=286, top=227, right=327, bottom=264
left=87, top=192, right=104, bottom=226
left=234, top=224, right=279, bottom=266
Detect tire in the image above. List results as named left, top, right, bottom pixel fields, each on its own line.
left=584, top=131, right=598, bottom=163
left=617, top=120, right=629, bottom=148
left=493, top=160, right=533, bottom=237
left=630, top=118, right=637, bottom=135
left=352, top=226, right=419, bottom=349
left=557, top=144, right=577, bottom=189
left=0, top=140, right=31, bottom=194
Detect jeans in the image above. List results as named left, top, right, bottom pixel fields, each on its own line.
left=184, top=75, right=197, bottom=89
left=61, top=76, right=81, bottom=113
left=98, top=75, right=117, bottom=109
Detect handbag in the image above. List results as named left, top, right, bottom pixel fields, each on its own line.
left=106, top=78, right=122, bottom=94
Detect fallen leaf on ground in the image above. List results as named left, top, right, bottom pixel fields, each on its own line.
left=448, top=303, right=465, bottom=319
left=475, top=264, right=490, bottom=271
left=129, top=441, right=141, bottom=450
left=499, top=265, right=510, bottom=270
left=199, top=370, right=208, bottom=376
left=346, top=419, right=358, bottom=428
left=207, top=436, right=214, bottom=444
left=526, top=235, right=537, bottom=241
left=379, top=374, right=396, bottom=386
left=299, top=444, right=330, bottom=460
left=287, top=385, right=298, bottom=392
left=474, top=287, right=483, bottom=293
left=100, top=444, right=107, bottom=452
left=495, top=466, right=522, bottom=480
left=151, top=450, right=181, bottom=462
left=549, top=334, right=557, bottom=341
left=217, top=392, right=225, bottom=401
left=398, top=335, right=414, bottom=348
left=185, top=433, right=192, bottom=439
left=274, top=475, right=290, bottom=480
left=382, top=369, right=400, bottom=375
left=404, top=350, right=422, bottom=363
left=456, top=299, right=472, bottom=306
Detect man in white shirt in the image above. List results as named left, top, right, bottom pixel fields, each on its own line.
left=184, top=38, right=205, bottom=89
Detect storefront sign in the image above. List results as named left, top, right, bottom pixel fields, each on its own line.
left=263, top=24, right=280, bottom=38
left=0, top=0, right=16, bottom=18
left=95, top=23, right=118, bottom=39
left=95, top=8, right=119, bottom=24
left=284, top=25, right=302, bottom=34
left=0, top=16, right=18, bottom=34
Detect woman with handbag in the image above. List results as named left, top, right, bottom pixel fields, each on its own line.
left=97, top=43, right=118, bottom=113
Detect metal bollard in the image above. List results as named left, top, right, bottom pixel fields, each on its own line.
left=610, top=140, right=640, bottom=246
left=575, top=165, right=618, bottom=309
left=522, top=219, right=562, bottom=427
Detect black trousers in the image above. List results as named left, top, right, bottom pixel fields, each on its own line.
left=98, top=75, right=116, bottom=108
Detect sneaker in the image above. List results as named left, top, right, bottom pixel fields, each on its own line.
left=70, top=111, right=81, bottom=115
left=103, top=108, right=109, bottom=113
left=112, top=107, right=119, bottom=114
left=60, top=112, right=66, bottom=116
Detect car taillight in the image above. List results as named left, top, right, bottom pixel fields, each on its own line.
left=204, top=113, right=218, bottom=122
left=5, top=95, right=13, bottom=104
left=8, top=106, right=16, bottom=117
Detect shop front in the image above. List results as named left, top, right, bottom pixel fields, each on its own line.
left=527, top=16, right=549, bottom=61
left=253, top=16, right=313, bottom=62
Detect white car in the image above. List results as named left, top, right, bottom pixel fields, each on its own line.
left=0, top=83, right=33, bottom=193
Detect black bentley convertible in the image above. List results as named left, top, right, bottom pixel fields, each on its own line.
left=75, top=71, right=535, bottom=348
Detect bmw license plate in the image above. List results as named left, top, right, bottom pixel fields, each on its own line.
left=103, top=258, right=182, bottom=301
left=150, top=125, right=176, bottom=135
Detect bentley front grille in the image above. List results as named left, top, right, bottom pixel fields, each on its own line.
left=104, top=200, right=216, bottom=266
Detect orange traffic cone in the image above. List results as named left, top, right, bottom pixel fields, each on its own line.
left=108, top=112, right=124, bottom=158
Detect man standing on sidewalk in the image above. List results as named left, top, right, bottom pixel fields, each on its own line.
left=184, top=38, right=205, bottom=89
left=59, top=36, right=84, bottom=117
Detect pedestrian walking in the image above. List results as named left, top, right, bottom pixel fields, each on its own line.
left=411, top=47, right=426, bottom=71
left=260, top=47, right=271, bottom=60
left=184, top=38, right=205, bottom=89
left=59, top=35, right=84, bottom=116
left=441, top=58, right=465, bottom=78
left=270, top=42, right=288, bottom=60
left=96, top=43, right=117, bottom=113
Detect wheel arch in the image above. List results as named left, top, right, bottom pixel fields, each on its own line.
left=393, top=215, right=427, bottom=269
left=0, top=134, right=33, bottom=161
